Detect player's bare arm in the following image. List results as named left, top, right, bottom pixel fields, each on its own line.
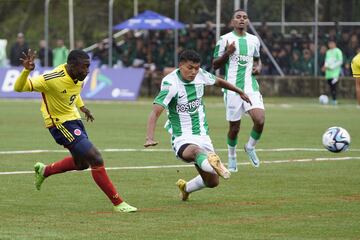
left=14, top=49, right=37, bottom=92
left=215, top=77, right=252, bottom=105
left=80, top=106, right=94, bottom=122
left=252, top=57, right=262, bottom=75
left=212, top=41, right=236, bottom=70
left=144, top=104, right=164, bottom=147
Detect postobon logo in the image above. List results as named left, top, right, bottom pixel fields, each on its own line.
left=176, top=98, right=202, bottom=114
left=230, top=54, right=252, bottom=67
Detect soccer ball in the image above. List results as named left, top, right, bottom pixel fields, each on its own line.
left=319, top=95, right=329, bottom=104
left=322, top=127, right=351, bottom=153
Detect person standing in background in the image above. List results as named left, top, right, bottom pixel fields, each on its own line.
left=322, top=39, right=343, bottom=105
left=0, top=39, right=7, bottom=67
left=10, top=32, right=29, bottom=66
left=38, top=40, right=53, bottom=67
left=53, top=39, right=69, bottom=67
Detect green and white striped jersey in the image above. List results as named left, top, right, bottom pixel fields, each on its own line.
left=154, top=68, right=216, bottom=137
left=213, top=31, right=260, bottom=94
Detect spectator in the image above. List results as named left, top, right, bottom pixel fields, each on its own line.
left=302, top=49, right=315, bottom=76
left=75, top=40, right=84, bottom=50
left=289, top=51, right=303, bottom=75
left=53, top=39, right=69, bottom=67
left=0, top=39, right=7, bottom=67
left=289, top=29, right=302, bottom=53
left=338, top=31, right=351, bottom=57
left=277, top=48, right=290, bottom=74
left=10, top=32, right=29, bottom=66
left=185, top=29, right=197, bottom=50
left=318, top=45, right=327, bottom=76
left=38, top=40, right=53, bottom=67
left=348, top=34, right=359, bottom=54
left=92, top=40, right=109, bottom=67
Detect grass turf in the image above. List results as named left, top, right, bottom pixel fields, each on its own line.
left=0, top=97, right=359, bottom=239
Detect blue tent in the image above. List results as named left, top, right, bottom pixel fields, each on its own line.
left=113, top=10, right=185, bottom=30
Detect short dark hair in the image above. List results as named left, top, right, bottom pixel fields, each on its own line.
left=179, top=49, right=201, bottom=63
left=67, top=49, right=89, bottom=65
left=233, top=8, right=247, bottom=18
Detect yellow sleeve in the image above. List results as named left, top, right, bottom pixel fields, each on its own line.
left=351, top=54, right=360, bottom=78
left=75, top=95, right=84, bottom=108
left=14, top=69, right=48, bottom=92
left=30, top=74, right=48, bottom=92
left=14, top=69, right=32, bottom=92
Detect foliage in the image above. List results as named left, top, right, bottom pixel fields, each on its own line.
left=0, top=0, right=359, bottom=54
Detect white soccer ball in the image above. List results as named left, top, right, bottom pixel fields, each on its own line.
left=322, top=127, right=351, bottom=153
left=319, top=95, right=329, bottom=105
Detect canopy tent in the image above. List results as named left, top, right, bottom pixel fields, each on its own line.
left=113, top=10, right=184, bottom=30
left=113, top=10, right=185, bottom=67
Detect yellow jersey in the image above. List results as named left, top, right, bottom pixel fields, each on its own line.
left=14, top=64, right=84, bottom=127
left=351, top=53, right=360, bottom=78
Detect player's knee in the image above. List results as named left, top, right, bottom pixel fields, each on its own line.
left=230, top=125, right=240, bottom=135
left=90, top=153, right=104, bottom=167
left=76, top=161, right=90, bottom=170
left=256, top=117, right=265, bottom=127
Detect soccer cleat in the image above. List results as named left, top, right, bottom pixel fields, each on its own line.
left=176, top=179, right=190, bottom=201
left=244, top=145, right=260, bottom=168
left=113, top=202, right=137, bottom=213
left=207, top=153, right=231, bottom=179
left=228, top=157, right=238, bottom=172
left=34, top=162, right=46, bottom=190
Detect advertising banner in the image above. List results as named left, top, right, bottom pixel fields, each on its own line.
left=0, top=66, right=145, bottom=101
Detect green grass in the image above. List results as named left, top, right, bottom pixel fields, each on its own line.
left=0, top=97, right=360, bottom=240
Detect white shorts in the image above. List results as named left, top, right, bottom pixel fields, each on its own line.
left=224, top=91, right=264, bottom=121
left=171, top=135, right=215, bottom=158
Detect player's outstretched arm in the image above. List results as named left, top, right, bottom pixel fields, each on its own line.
left=215, top=77, right=252, bottom=105
left=14, top=49, right=36, bottom=92
left=144, top=104, right=164, bottom=148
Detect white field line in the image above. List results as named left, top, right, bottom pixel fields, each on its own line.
left=1, top=148, right=360, bottom=155
left=2, top=98, right=360, bottom=109
left=1, top=156, right=360, bottom=176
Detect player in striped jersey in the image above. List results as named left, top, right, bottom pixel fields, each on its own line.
left=14, top=49, right=137, bottom=213
left=144, top=49, right=251, bottom=201
left=213, top=9, right=264, bottom=171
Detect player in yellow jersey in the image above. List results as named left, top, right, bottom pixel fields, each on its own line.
left=351, top=52, right=360, bottom=108
left=14, top=49, right=137, bottom=213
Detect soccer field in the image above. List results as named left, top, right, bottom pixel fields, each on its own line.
left=0, top=97, right=359, bottom=240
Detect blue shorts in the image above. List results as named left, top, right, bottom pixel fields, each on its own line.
left=49, top=120, right=92, bottom=152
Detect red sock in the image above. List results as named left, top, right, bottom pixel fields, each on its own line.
left=44, top=156, right=78, bottom=177
left=91, top=165, right=123, bottom=206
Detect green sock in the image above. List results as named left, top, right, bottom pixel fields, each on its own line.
left=227, top=136, right=238, bottom=147
left=250, top=129, right=262, bottom=140
left=195, top=153, right=207, bottom=167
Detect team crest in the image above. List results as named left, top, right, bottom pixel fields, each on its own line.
left=74, top=129, right=82, bottom=136
left=196, top=85, right=204, bottom=96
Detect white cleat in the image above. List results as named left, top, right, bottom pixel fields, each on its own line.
left=228, top=157, right=238, bottom=172
left=244, top=145, right=260, bottom=168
